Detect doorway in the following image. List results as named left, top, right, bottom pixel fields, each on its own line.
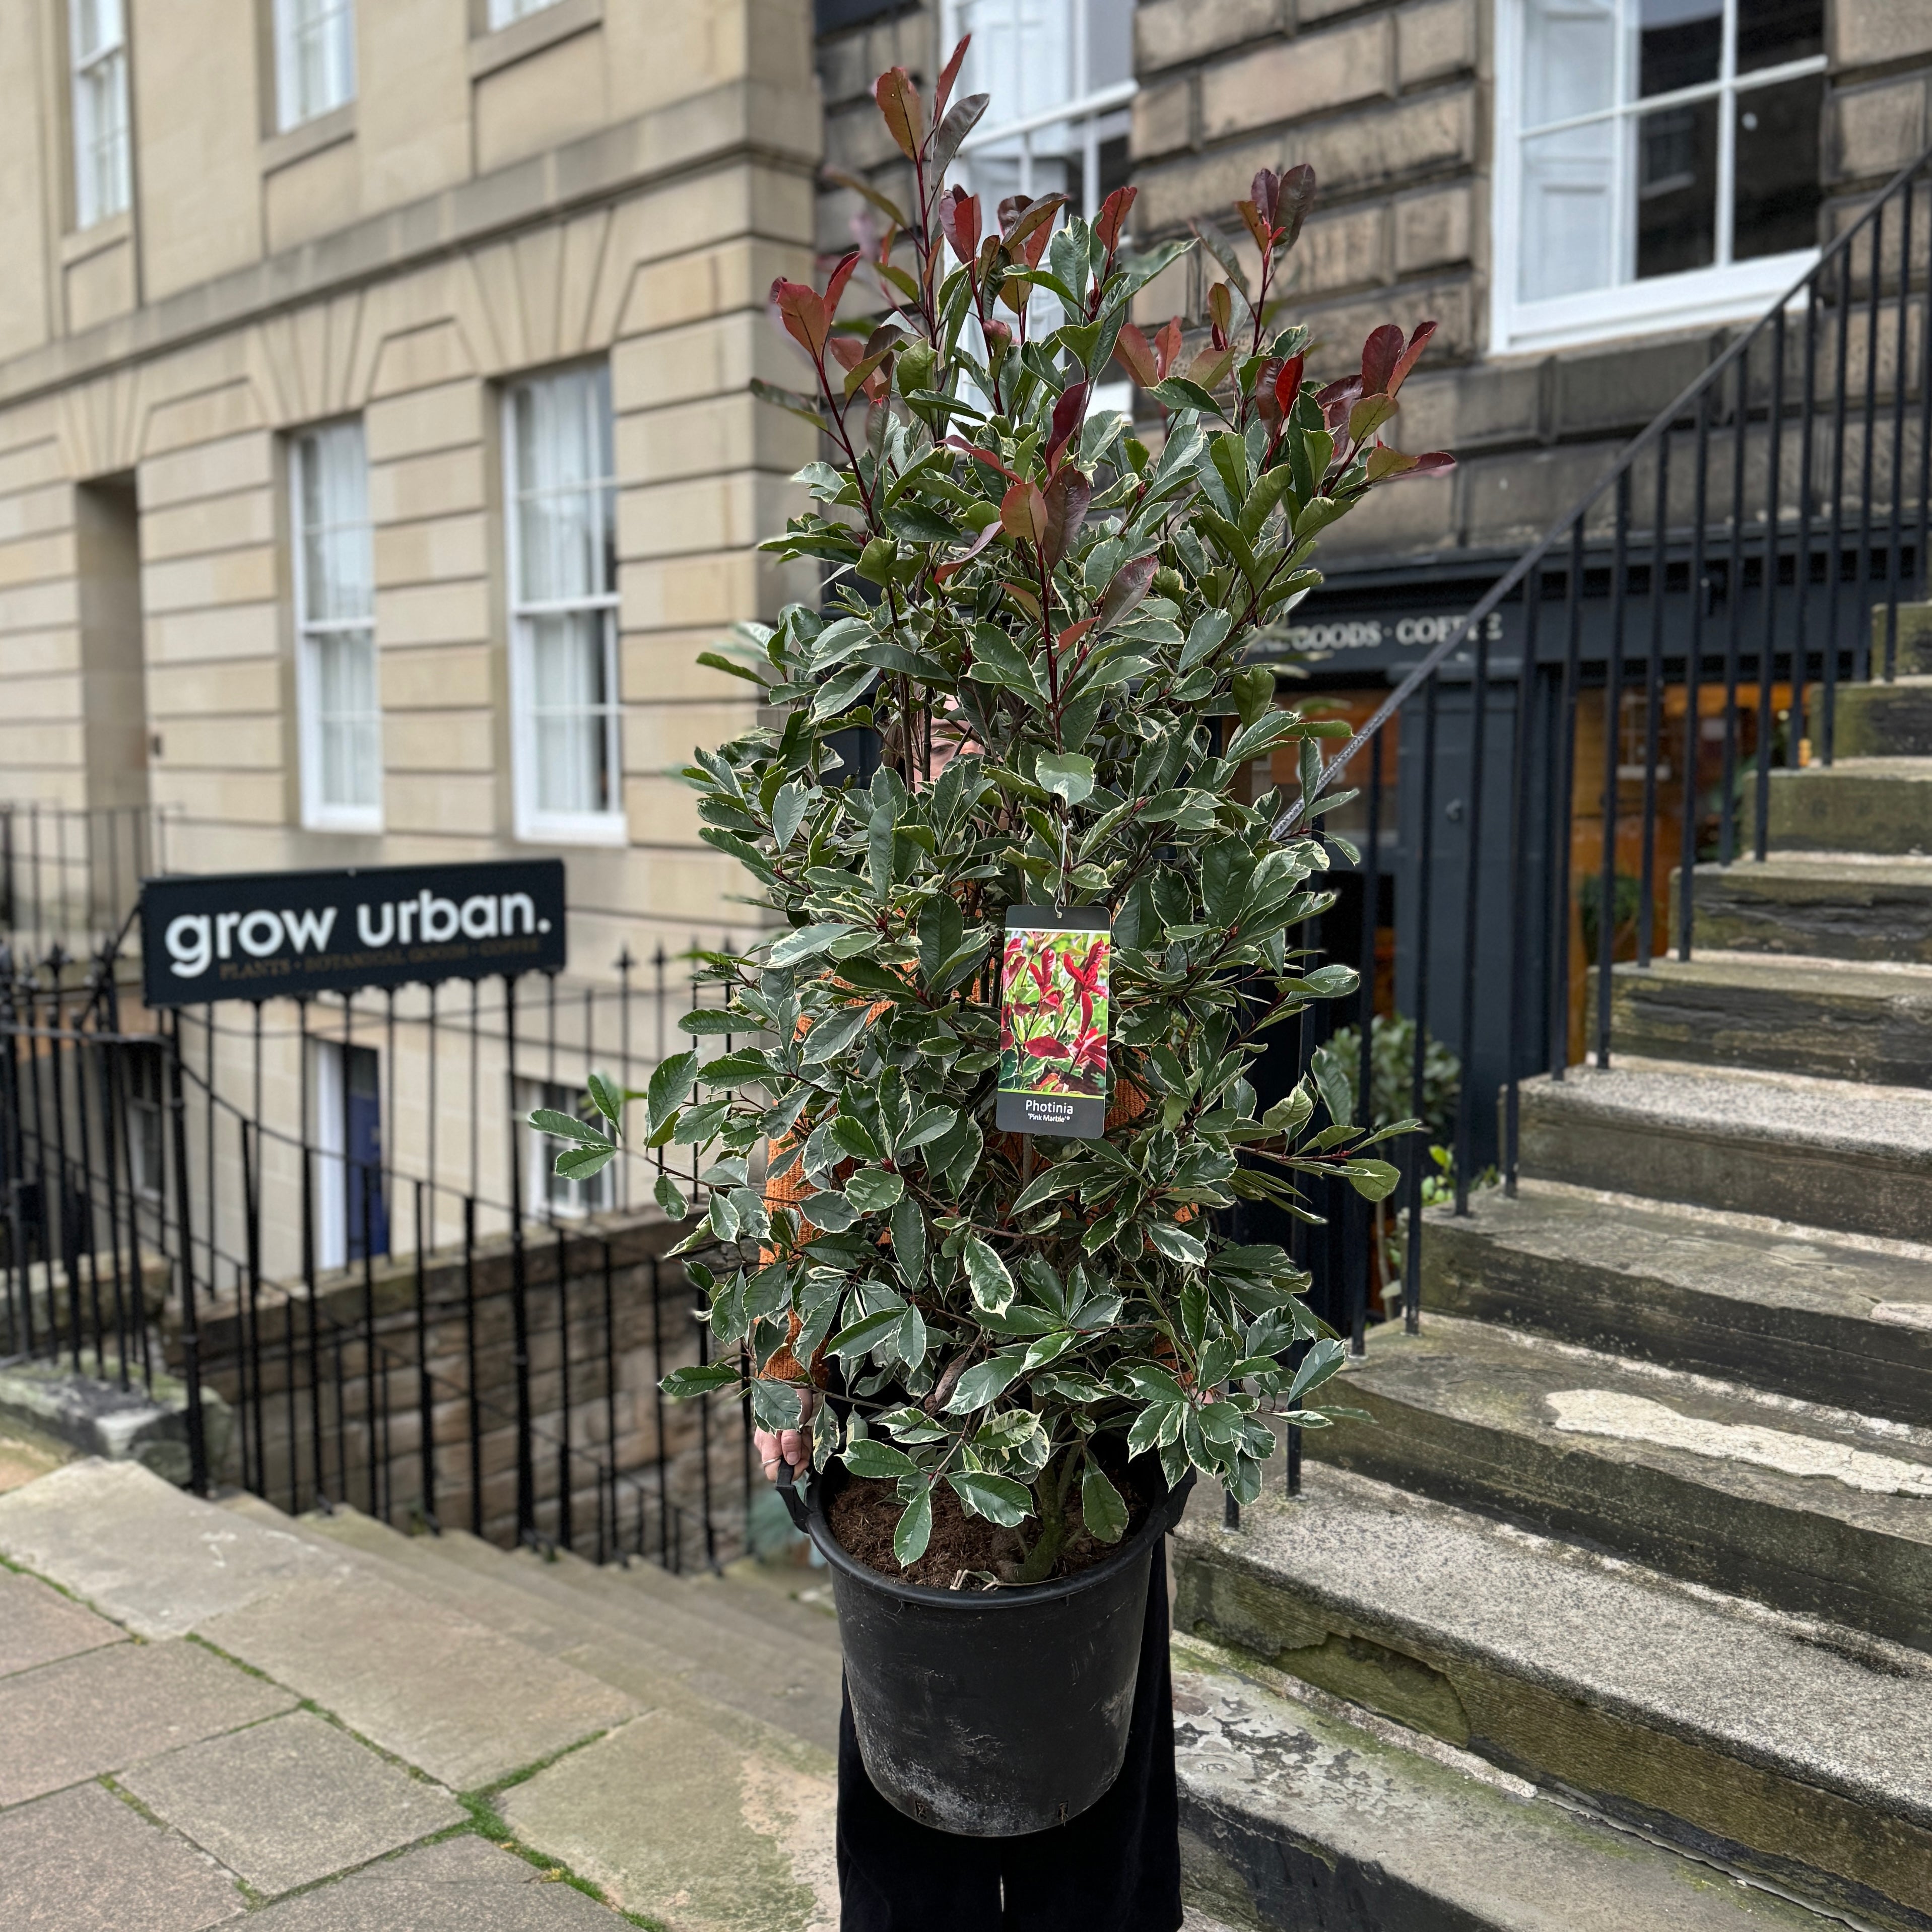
left=313, top=1041, right=388, bottom=1270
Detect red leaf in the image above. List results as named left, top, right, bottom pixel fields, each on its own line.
left=1360, top=323, right=1405, bottom=398
left=1112, top=324, right=1158, bottom=387
left=1254, top=357, right=1286, bottom=426
left=874, top=67, right=923, bottom=161
left=1208, top=283, right=1231, bottom=338
left=1056, top=617, right=1097, bottom=654
left=1024, top=1036, right=1069, bottom=1059
left=1277, top=164, right=1317, bottom=248
left=1001, top=480, right=1050, bottom=548
left=823, top=250, right=862, bottom=322
left=770, top=279, right=829, bottom=358
left=1095, top=185, right=1137, bottom=253
left=1046, top=381, right=1088, bottom=473
left=933, top=518, right=1002, bottom=583
left=1386, top=319, right=1439, bottom=398
left=938, top=186, right=981, bottom=263
left=1401, top=451, right=1455, bottom=478
left=1041, top=465, right=1092, bottom=568
left=935, top=34, right=969, bottom=118
left=1250, top=168, right=1281, bottom=230
left=1154, top=317, right=1183, bottom=381
left=1274, top=352, right=1306, bottom=417
left=1316, top=374, right=1362, bottom=434
left=947, top=436, right=1027, bottom=485
left=1235, top=198, right=1271, bottom=255
left=1002, top=192, right=1067, bottom=252
left=1096, top=554, right=1157, bottom=632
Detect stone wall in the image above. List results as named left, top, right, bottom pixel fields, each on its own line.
left=188, top=1209, right=748, bottom=1565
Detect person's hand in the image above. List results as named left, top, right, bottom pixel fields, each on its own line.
left=755, top=1390, right=818, bottom=1482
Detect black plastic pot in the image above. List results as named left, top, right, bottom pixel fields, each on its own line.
left=778, top=1456, right=1194, bottom=1836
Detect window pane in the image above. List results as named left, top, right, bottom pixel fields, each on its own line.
left=75, top=0, right=122, bottom=61
left=1734, top=73, right=1824, bottom=260
left=1520, top=121, right=1617, bottom=300
left=283, top=0, right=354, bottom=123
left=297, top=423, right=373, bottom=625
left=315, top=630, right=378, bottom=809
left=529, top=613, right=611, bottom=815
left=1521, top=0, right=1615, bottom=131
left=490, top=0, right=562, bottom=23
left=1738, top=0, right=1823, bottom=73
left=1637, top=0, right=1720, bottom=99
left=74, top=48, right=129, bottom=227
left=512, top=368, right=613, bottom=603
left=1636, top=97, right=1718, bottom=279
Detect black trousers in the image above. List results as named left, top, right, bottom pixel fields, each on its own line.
left=835, top=1541, right=1182, bottom=1932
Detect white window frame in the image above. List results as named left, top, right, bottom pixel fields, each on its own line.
left=291, top=421, right=382, bottom=834
left=70, top=0, right=131, bottom=230
left=1491, top=0, right=1827, bottom=355
left=273, top=0, right=356, bottom=132
left=517, top=1078, right=614, bottom=1220
left=502, top=365, right=625, bottom=847
left=487, top=0, right=562, bottom=27
left=942, top=1, right=1138, bottom=413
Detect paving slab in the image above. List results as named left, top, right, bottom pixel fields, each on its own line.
left=0, top=1567, right=123, bottom=1678
left=196, top=1568, right=634, bottom=1792
left=121, top=1709, right=464, bottom=1898
left=247, top=1834, right=619, bottom=1930
left=499, top=1705, right=838, bottom=1932
left=0, top=1638, right=297, bottom=1808
left=1172, top=1646, right=1825, bottom=1932
left=0, top=1459, right=342, bottom=1638
left=0, top=1420, right=71, bottom=1495
left=0, top=1780, right=242, bottom=1931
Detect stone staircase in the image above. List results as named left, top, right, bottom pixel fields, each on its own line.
left=1168, top=614, right=1932, bottom=1928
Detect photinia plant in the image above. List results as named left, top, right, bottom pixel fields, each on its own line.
left=533, top=41, right=1448, bottom=1579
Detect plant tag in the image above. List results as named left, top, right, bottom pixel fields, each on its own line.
left=997, top=906, right=1110, bottom=1139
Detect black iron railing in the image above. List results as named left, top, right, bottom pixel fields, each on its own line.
left=1270, top=138, right=1932, bottom=1381
left=0, top=937, right=757, bottom=1573
left=0, top=804, right=167, bottom=957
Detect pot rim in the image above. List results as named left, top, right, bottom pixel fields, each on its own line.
left=779, top=1456, right=1194, bottom=1611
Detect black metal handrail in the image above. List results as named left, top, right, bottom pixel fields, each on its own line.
left=1260, top=136, right=1932, bottom=1396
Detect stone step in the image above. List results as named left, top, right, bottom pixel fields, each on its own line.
left=1601, top=951, right=1932, bottom=1084
left=1767, top=756, right=1932, bottom=855
left=1173, top=1639, right=1829, bottom=1932
left=1172, top=1468, right=1932, bottom=1930
left=1422, top=1182, right=1932, bottom=1426
left=1678, top=854, right=1932, bottom=962
left=1516, top=1059, right=1932, bottom=1241
left=1300, top=1311, right=1932, bottom=1650
left=236, top=1497, right=843, bottom=1756
left=1872, top=598, right=1932, bottom=678
left=1813, top=675, right=1932, bottom=759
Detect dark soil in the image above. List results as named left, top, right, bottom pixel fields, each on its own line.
left=827, top=1449, right=1154, bottom=1590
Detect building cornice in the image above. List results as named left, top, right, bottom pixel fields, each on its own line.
left=0, top=74, right=822, bottom=413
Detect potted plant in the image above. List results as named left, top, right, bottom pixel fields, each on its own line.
left=532, top=42, right=1446, bottom=1838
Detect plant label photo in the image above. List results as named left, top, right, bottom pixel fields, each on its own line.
left=998, top=907, right=1111, bottom=1139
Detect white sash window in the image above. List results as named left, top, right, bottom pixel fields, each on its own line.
left=274, top=0, right=356, bottom=130
left=71, top=0, right=130, bottom=229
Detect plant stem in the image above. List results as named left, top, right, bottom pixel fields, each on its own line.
left=1014, top=1441, right=1081, bottom=1584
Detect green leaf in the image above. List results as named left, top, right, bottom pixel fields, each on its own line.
left=528, top=1109, right=607, bottom=1146
left=771, top=781, right=813, bottom=851
left=845, top=1166, right=906, bottom=1214
left=661, top=1362, right=741, bottom=1398
left=1081, top=1462, right=1128, bottom=1544
left=645, top=1051, right=700, bottom=1134
left=653, top=1172, right=689, bottom=1220
left=1341, top=1158, right=1401, bottom=1202
left=949, top=1471, right=1032, bottom=1527
left=1147, top=1222, right=1207, bottom=1265
left=750, top=1378, right=804, bottom=1431
left=964, top=1235, right=1016, bottom=1315
left=801, top=1006, right=871, bottom=1065
left=1035, top=752, right=1096, bottom=808
left=1288, top=1338, right=1348, bottom=1405
left=585, top=1073, right=625, bottom=1127
left=554, top=1145, right=616, bottom=1182
left=893, top=1486, right=934, bottom=1566
left=829, top=1308, right=905, bottom=1360
left=897, top=1107, right=956, bottom=1152
left=944, top=1352, right=1028, bottom=1412
left=890, top=1195, right=926, bottom=1290
left=845, top=1438, right=919, bottom=1480
left=829, top=1114, right=884, bottom=1162
left=770, top=922, right=854, bottom=968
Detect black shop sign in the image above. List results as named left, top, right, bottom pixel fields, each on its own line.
left=139, top=860, right=566, bottom=1008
